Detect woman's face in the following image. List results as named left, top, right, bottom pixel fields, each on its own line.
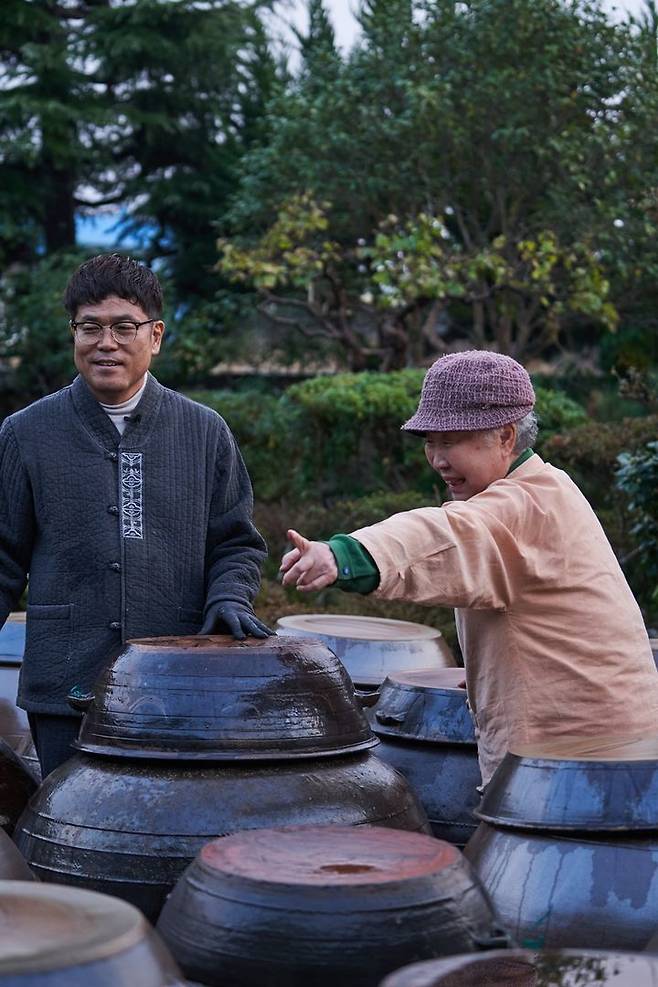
left=424, top=426, right=517, bottom=500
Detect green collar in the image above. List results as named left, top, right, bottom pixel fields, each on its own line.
left=506, top=448, right=534, bottom=476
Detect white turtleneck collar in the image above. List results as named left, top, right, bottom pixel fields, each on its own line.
left=99, top=375, right=148, bottom=436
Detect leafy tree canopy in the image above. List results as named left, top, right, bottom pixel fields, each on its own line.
left=220, top=0, right=658, bottom=367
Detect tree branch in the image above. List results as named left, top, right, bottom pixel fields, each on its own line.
left=74, top=193, right=124, bottom=207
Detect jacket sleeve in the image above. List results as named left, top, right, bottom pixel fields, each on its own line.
left=203, top=423, right=267, bottom=611
left=0, top=418, right=35, bottom=623
left=351, top=503, right=524, bottom=610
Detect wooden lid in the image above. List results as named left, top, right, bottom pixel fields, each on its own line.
left=200, top=825, right=460, bottom=887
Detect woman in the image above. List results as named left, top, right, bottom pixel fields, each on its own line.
left=280, top=350, right=658, bottom=786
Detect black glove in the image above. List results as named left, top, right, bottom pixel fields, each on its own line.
left=199, top=603, right=274, bottom=640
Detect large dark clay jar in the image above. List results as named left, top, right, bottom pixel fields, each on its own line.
left=15, top=634, right=429, bottom=921
left=370, top=669, right=480, bottom=845
left=378, top=948, right=658, bottom=986
left=0, top=738, right=37, bottom=835
left=0, top=881, right=185, bottom=986
left=0, top=829, right=33, bottom=880
left=157, top=825, right=510, bottom=987
left=465, top=737, right=658, bottom=951
left=14, top=750, right=429, bottom=922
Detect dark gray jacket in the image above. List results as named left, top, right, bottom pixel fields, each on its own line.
left=0, top=374, right=266, bottom=713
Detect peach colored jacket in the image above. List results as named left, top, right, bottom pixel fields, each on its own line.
left=352, top=454, right=658, bottom=786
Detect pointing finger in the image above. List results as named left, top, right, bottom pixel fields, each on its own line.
left=287, top=528, right=311, bottom=554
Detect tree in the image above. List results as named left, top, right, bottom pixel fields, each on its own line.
left=219, top=0, right=658, bottom=366
left=86, top=0, right=281, bottom=300
left=0, top=0, right=279, bottom=296
left=0, top=0, right=109, bottom=263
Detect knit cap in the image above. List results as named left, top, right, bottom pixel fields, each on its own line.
left=402, top=350, right=535, bottom=434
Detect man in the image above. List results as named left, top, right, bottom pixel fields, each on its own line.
left=280, top=350, right=658, bottom=787
left=0, top=253, right=269, bottom=776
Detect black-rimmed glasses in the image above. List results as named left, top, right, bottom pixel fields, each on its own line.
left=70, top=319, right=157, bottom=344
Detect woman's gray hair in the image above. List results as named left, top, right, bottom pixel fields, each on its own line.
left=480, top=411, right=539, bottom=451
left=513, top=411, right=539, bottom=453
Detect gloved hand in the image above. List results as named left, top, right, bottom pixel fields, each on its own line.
left=67, top=684, right=95, bottom=712
left=199, top=603, right=274, bottom=640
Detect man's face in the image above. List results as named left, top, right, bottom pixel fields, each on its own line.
left=72, top=295, right=164, bottom=405
left=424, top=427, right=516, bottom=500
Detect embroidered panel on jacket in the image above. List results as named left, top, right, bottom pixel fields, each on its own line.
left=120, top=451, right=143, bottom=539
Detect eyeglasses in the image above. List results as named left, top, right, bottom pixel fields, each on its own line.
left=70, top=319, right=157, bottom=345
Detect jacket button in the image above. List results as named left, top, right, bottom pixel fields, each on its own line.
left=107, top=452, right=118, bottom=462
left=109, top=562, right=121, bottom=572
left=107, top=505, right=119, bottom=515
left=109, top=621, right=121, bottom=631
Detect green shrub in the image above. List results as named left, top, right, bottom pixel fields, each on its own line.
left=255, top=489, right=439, bottom=575
left=285, top=370, right=430, bottom=499
left=544, top=414, right=658, bottom=501
left=191, top=372, right=592, bottom=506
left=186, top=389, right=302, bottom=502
left=533, top=387, right=588, bottom=443
left=616, top=441, right=658, bottom=622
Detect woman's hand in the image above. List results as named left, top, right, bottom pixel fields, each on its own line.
left=279, top=528, right=338, bottom=592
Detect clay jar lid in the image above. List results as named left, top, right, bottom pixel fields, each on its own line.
left=371, top=668, right=475, bottom=745
left=477, top=733, right=658, bottom=832
left=74, top=635, right=377, bottom=761
left=198, top=824, right=461, bottom=889
left=379, top=949, right=658, bottom=986
left=276, top=614, right=456, bottom=687
left=0, top=881, right=182, bottom=982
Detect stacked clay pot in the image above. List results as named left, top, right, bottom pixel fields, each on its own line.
left=464, top=734, right=658, bottom=950
left=0, top=739, right=37, bottom=836
left=276, top=614, right=456, bottom=690
left=0, top=828, right=34, bottom=881
left=369, top=668, right=480, bottom=846
left=14, top=635, right=429, bottom=921
left=0, top=613, right=40, bottom=781
left=0, top=881, right=186, bottom=986
left=157, top=824, right=510, bottom=987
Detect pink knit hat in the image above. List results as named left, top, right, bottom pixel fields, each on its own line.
left=402, top=350, right=535, bottom=434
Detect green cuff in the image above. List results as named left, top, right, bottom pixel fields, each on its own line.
left=325, top=534, right=381, bottom=594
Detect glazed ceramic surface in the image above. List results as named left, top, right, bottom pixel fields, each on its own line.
left=74, top=634, right=376, bottom=760
left=15, top=751, right=429, bottom=921
left=465, top=822, right=658, bottom=951
left=378, top=948, right=658, bottom=986
left=158, top=825, right=508, bottom=987
left=0, top=829, right=33, bottom=881
left=0, top=881, right=184, bottom=986
left=276, top=615, right=456, bottom=687
left=477, top=737, right=658, bottom=831
left=0, top=738, right=37, bottom=835
left=370, top=669, right=479, bottom=845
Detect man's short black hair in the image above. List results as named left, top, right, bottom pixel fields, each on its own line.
left=64, top=253, right=163, bottom=319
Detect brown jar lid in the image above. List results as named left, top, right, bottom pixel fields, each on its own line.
left=199, top=824, right=461, bottom=887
